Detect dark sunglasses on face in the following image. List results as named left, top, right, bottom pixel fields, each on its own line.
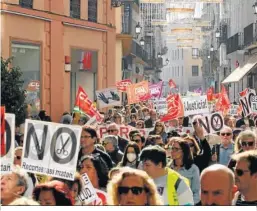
left=107, top=129, right=116, bottom=133
left=118, top=186, right=148, bottom=195
left=221, top=133, right=232, bottom=136
left=234, top=168, right=250, bottom=177
left=241, top=141, right=254, bottom=147
left=133, top=139, right=141, bottom=143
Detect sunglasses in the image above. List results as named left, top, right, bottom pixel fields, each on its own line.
left=221, top=133, right=232, bottom=136
left=15, top=156, right=21, bottom=160
left=132, top=139, right=141, bottom=143
left=234, top=168, right=250, bottom=177
left=118, top=186, right=148, bottom=195
left=241, top=141, right=254, bottom=147
left=107, top=129, right=116, bottom=133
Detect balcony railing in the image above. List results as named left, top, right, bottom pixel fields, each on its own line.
left=19, top=0, right=33, bottom=8
left=122, top=3, right=132, bottom=34
left=244, top=23, right=255, bottom=48
left=88, top=0, right=97, bottom=23
left=227, top=33, right=239, bottom=54
left=132, top=40, right=149, bottom=63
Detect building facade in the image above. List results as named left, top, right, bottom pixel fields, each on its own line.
left=1, top=0, right=120, bottom=121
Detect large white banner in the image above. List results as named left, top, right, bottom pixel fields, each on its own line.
left=96, top=87, right=121, bottom=109
left=1, top=113, right=15, bottom=173
left=183, top=95, right=209, bottom=116
left=22, top=120, right=82, bottom=181
left=152, top=98, right=168, bottom=115
left=239, top=89, right=256, bottom=117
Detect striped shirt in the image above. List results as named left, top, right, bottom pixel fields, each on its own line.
left=235, top=193, right=257, bottom=206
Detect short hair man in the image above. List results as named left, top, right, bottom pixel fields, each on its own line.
left=140, top=145, right=194, bottom=205
left=199, top=164, right=237, bottom=205
left=1, top=166, right=29, bottom=205
left=232, top=150, right=257, bottom=205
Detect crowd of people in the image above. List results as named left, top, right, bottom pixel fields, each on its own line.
left=1, top=102, right=257, bottom=206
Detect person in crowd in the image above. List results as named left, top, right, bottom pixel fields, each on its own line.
left=149, top=121, right=168, bottom=144
left=199, top=164, right=237, bottom=206
left=211, top=126, right=234, bottom=165
left=128, top=113, right=137, bottom=127
left=78, top=127, right=113, bottom=170
left=191, top=115, right=212, bottom=172
left=140, top=145, right=194, bottom=205
left=38, top=110, right=47, bottom=121
left=107, top=167, right=163, bottom=205
left=95, top=143, right=106, bottom=152
left=60, top=112, right=72, bottom=125
left=136, top=120, right=145, bottom=129
left=228, top=130, right=256, bottom=170
left=144, top=110, right=157, bottom=128
left=78, top=115, right=89, bottom=126
left=181, top=134, right=201, bottom=160
left=107, top=123, right=129, bottom=152
left=108, top=167, right=122, bottom=180
left=113, top=113, right=123, bottom=125
left=136, top=104, right=144, bottom=120
left=129, top=129, right=140, bottom=141
left=131, top=133, right=145, bottom=151
left=102, top=135, right=124, bottom=165
left=118, top=142, right=140, bottom=169
left=1, top=166, right=29, bottom=205
left=124, top=105, right=131, bottom=124
left=9, top=197, right=40, bottom=205
left=14, top=147, right=22, bottom=166
left=104, top=109, right=114, bottom=123
left=144, top=135, right=165, bottom=149
left=225, top=115, right=236, bottom=129
left=44, top=115, right=52, bottom=122
left=236, top=113, right=255, bottom=129
left=168, top=137, right=200, bottom=205
left=142, top=107, right=150, bottom=121
left=33, top=180, right=73, bottom=205
left=78, top=155, right=109, bottom=205
left=232, top=150, right=257, bottom=205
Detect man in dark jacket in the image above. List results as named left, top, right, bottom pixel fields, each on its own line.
left=102, top=135, right=123, bottom=165
left=107, top=123, right=128, bottom=152
left=144, top=110, right=157, bottom=128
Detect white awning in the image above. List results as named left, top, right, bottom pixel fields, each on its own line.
left=222, top=54, right=257, bottom=84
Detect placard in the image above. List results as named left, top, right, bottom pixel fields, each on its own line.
left=239, top=89, right=256, bottom=117
left=251, top=95, right=257, bottom=113
left=183, top=95, right=209, bottom=116
left=1, top=113, right=15, bottom=173
left=198, top=113, right=224, bottom=134
left=96, top=87, right=121, bottom=109
left=22, top=120, right=82, bottom=181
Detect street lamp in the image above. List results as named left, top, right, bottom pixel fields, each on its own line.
left=253, top=2, right=257, bottom=14
left=135, top=22, right=141, bottom=37
left=157, top=53, right=162, bottom=58
left=165, top=58, right=170, bottom=65
left=210, top=45, right=214, bottom=52
left=215, top=28, right=221, bottom=38
left=139, top=37, right=145, bottom=46
left=207, top=55, right=211, bottom=59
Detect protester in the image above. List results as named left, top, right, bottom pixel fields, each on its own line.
left=78, top=127, right=113, bottom=170
left=33, top=180, right=73, bottom=205
left=228, top=130, right=256, bottom=170
left=128, top=113, right=137, bottom=127
left=108, top=167, right=122, bottom=180
left=131, top=133, right=145, bottom=151
left=144, top=110, right=157, bottom=128
left=107, top=167, right=163, bottom=205
left=9, top=197, right=40, bottom=205
left=118, top=142, right=140, bottom=169
left=102, top=135, right=124, bottom=165
left=107, top=123, right=128, bottom=152
left=60, top=112, right=73, bottom=125
left=236, top=113, right=255, bottom=129
left=136, top=120, right=145, bottom=129
left=1, top=166, right=29, bottom=205
left=141, top=107, right=150, bottom=120
left=149, top=121, right=168, bottom=144
left=113, top=113, right=123, bottom=125
left=38, top=110, right=47, bottom=121
left=211, top=126, right=234, bottom=165
left=140, top=145, right=194, bottom=205
left=232, top=150, right=257, bottom=205
left=14, top=147, right=22, bottom=166
left=168, top=137, right=200, bottom=204
left=199, top=164, right=237, bottom=206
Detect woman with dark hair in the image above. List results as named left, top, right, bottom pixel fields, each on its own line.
left=33, top=180, right=74, bottom=206
left=38, top=110, right=46, bottom=121
left=149, top=121, right=168, bottom=144
left=78, top=155, right=109, bottom=205
left=168, top=137, right=200, bottom=205
left=118, top=142, right=140, bottom=169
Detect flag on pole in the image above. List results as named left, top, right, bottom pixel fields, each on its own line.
left=168, top=79, right=176, bottom=89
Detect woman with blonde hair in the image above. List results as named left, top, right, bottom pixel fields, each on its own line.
left=107, top=167, right=163, bottom=206
left=149, top=121, right=168, bottom=144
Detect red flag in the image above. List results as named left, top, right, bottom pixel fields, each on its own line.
left=116, top=79, right=132, bottom=92
left=160, top=94, right=184, bottom=122
left=239, top=88, right=249, bottom=97
left=215, top=85, right=230, bottom=112
left=80, top=51, right=92, bottom=70
left=168, top=79, right=176, bottom=89
left=207, top=87, right=214, bottom=101
left=1, top=106, right=5, bottom=156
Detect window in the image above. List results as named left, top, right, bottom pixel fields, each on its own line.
left=192, top=48, right=199, bottom=59
left=88, top=0, right=97, bottom=23
left=182, top=49, right=184, bottom=59
left=12, top=42, right=41, bottom=114
left=192, top=66, right=199, bottom=77
left=70, top=0, right=80, bottom=19
left=19, top=0, right=33, bottom=8
left=182, top=66, right=184, bottom=76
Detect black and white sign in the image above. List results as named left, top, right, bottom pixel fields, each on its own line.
left=96, top=87, right=121, bottom=109
left=239, top=89, right=256, bottom=117
left=198, top=112, right=224, bottom=134
left=1, top=113, right=15, bottom=173
left=183, top=95, right=209, bottom=116
left=152, top=98, right=168, bottom=115
left=78, top=173, right=98, bottom=204
left=21, top=120, right=82, bottom=181
left=251, top=95, right=257, bottom=113
left=229, top=104, right=239, bottom=116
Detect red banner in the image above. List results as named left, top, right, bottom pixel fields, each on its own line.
left=168, top=79, right=176, bottom=89
left=116, top=79, right=132, bottom=92
left=215, top=85, right=230, bottom=112
left=126, top=81, right=151, bottom=104
left=1, top=106, right=5, bottom=156
left=160, top=94, right=184, bottom=122
left=207, top=87, right=214, bottom=102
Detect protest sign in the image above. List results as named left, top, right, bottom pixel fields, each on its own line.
left=126, top=81, right=151, bottom=104
left=116, top=79, right=132, bottom=92
left=198, top=113, right=224, bottom=134
left=149, top=81, right=163, bottom=99
left=78, top=173, right=98, bottom=204
left=251, top=95, right=257, bottom=113
left=152, top=98, right=168, bottom=115
left=1, top=113, right=15, bottom=173
left=85, top=116, right=98, bottom=128
left=239, top=88, right=256, bottom=117
left=229, top=104, right=239, bottom=116
left=183, top=95, right=209, bottom=116
left=96, top=87, right=121, bottom=109
left=22, top=120, right=82, bottom=181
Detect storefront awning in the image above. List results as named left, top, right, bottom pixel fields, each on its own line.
left=222, top=54, right=257, bottom=84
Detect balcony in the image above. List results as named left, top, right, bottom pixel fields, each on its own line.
left=244, top=23, right=257, bottom=50
left=132, top=40, right=149, bottom=64
left=227, top=33, right=239, bottom=54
